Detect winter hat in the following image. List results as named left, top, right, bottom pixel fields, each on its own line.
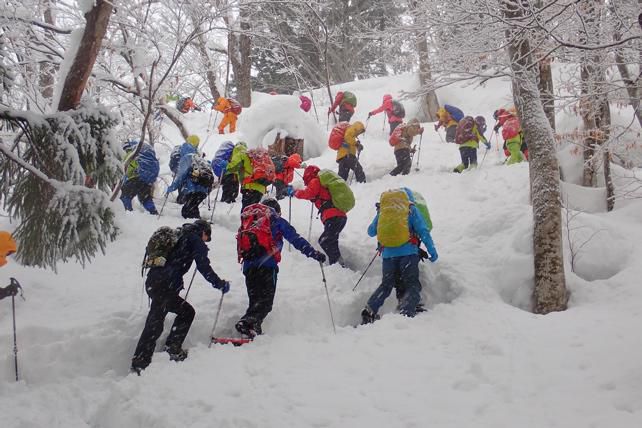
left=0, top=231, right=17, bottom=267
left=303, top=165, right=320, bottom=185
left=383, top=94, right=392, bottom=102
left=261, top=197, right=281, bottom=214
left=186, top=135, right=200, bottom=148
left=193, top=220, right=212, bottom=242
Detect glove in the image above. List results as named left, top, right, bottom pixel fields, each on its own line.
left=367, top=112, right=373, bottom=118
left=327, top=107, right=333, bottom=114
left=357, top=142, right=364, bottom=152
left=493, top=124, right=501, bottom=133
left=484, top=141, right=491, bottom=150
left=194, top=106, right=202, bottom=112
left=434, top=123, right=439, bottom=131
left=312, top=251, right=326, bottom=263
left=2, top=284, right=18, bottom=297
left=286, top=185, right=296, bottom=197
left=217, top=280, right=230, bottom=294
left=418, top=248, right=429, bottom=261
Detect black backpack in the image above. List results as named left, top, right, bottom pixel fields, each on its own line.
left=143, top=226, right=182, bottom=269
left=189, top=155, right=215, bottom=189
left=271, top=155, right=288, bottom=174
left=391, top=100, right=405, bottom=118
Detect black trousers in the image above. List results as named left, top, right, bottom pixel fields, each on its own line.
left=241, top=188, right=264, bottom=211
left=390, top=148, right=412, bottom=176
left=319, top=216, right=347, bottom=265
left=239, top=266, right=278, bottom=333
left=132, top=284, right=195, bottom=369
left=460, top=146, right=477, bottom=169
left=181, top=192, right=207, bottom=219
left=273, top=180, right=288, bottom=200
left=220, top=174, right=239, bottom=203
left=337, top=155, right=366, bottom=183
left=338, top=106, right=354, bottom=122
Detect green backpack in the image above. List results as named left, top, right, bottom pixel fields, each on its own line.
left=408, top=189, right=433, bottom=231
left=342, top=91, right=357, bottom=108
left=318, top=169, right=355, bottom=213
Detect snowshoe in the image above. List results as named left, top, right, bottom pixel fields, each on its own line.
left=235, top=320, right=259, bottom=339
left=211, top=336, right=253, bottom=347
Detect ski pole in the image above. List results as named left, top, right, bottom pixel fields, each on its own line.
left=319, top=262, right=336, bottom=334
left=436, top=129, right=445, bottom=144
left=183, top=268, right=198, bottom=300
left=364, top=116, right=370, bottom=133
left=414, top=134, right=423, bottom=172
left=352, top=249, right=379, bottom=291
left=10, top=278, right=24, bottom=382
left=307, top=202, right=314, bottom=242
left=208, top=293, right=225, bottom=348
left=326, top=111, right=330, bottom=131
left=157, top=192, right=170, bottom=219
left=209, top=178, right=222, bottom=223
left=288, top=195, right=292, bottom=252
left=479, top=147, right=489, bottom=169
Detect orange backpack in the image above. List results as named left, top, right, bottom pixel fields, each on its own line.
left=328, top=122, right=350, bottom=150
left=246, top=148, right=275, bottom=185
left=389, top=125, right=404, bottom=146
left=228, top=98, right=242, bottom=115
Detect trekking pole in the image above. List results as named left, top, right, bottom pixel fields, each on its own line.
left=319, top=262, right=336, bottom=334
left=479, top=147, right=489, bottom=169
left=352, top=250, right=379, bottom=291
left=307, top=202, right=314, bottom=242
left=209, top=178, right=222, bottom=223
left=326, top=111, right=330, bottom=131
left=414, top=134, right=423, bottom=172
left=208, top=293, right=225, bottom=348
left=288, top=195, right=292, bottom=252
left=436, top=129, right=445, bottom=144
left=184, top=268, right=198, bottom=300
left=10, top=278, right=24, bottom=382
left=364, top=116, right=370, bottom=133
left=347, top=149, right=361, bottom=186
left=157, top=192, right=170, bottom=219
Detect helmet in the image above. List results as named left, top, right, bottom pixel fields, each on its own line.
left=261, top=197, right=281, bottom=214
left=186, top=135, right=200, bottom=148
left=193, top=219, right=211, bottom=242
left=0, top=231, right=17, bottom=267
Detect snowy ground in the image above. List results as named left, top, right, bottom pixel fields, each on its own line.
left=1, top=74, right=642, bottom=428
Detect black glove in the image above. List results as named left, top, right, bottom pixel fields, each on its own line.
left=418, top=248, right=429, bottom=261
left=367, top=112, right=373, bottom=118
left=313, top=251, right=327, bottom=263
left=1, top=283, right=18, bottom=297
left=195, top=106, right=202, bottom=112
left=216, top=280, right=230, bottom=294
left=493, top=124, right=501, bottom=133
left=357, top=142, right=364, bottom=152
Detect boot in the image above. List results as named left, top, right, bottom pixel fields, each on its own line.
left=361, top=307, right=380, bottom=325
left=164, top=345, right=188, bottom=362
left=235, top=320, right=258, bottom=339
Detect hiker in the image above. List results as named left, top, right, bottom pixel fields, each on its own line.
left=452, top=115, right=485, bottom=173
left=272, top=153, right=303, bottom=200
left=368, top=94, right=405, bottom=135
left=434, top=104, right=463, bottom=143
left=388, top=118, right=423, bottom=176
left=131, top=220, right=230, bottom=374
left=226, top=143, right=275, bottom=210
left=212, top=97, right=241, bottom=134
left=289, top=166, right=350, bottom=266
left=331, top=121, right=366, bottom=183
left=493, top=109, right=526, bottom=165
left=120, top=140, right=160, bottom=215
left=235, top=198, right=326, bottom=338
left=361, top=189, right=438, bottom=324
left=166, top=135, right=215, bottom=219
left=0, top=232, right=18, bottom=300
left=299, top=95, right=312, bottom=113
left=328, top=91, right=357, bottom=122
left=211, top=141, right=239, bottom=204
left=176, top=97, right=201, bottom=114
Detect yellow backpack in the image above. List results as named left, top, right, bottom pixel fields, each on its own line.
left=377, top=190, right=411, bottom=247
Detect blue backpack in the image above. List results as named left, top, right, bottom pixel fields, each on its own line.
left=169, top=146, right=181, bottom=174
left=211, top=141, right=235, bottom=178
left=444, top=104, right=464, bottom=123
left=136, top=144, right=160, bottom=185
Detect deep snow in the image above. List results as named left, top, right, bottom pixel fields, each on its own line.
left=1, top=71, right=642, bottom=428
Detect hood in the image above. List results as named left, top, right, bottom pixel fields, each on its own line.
left=351, top=121, right=365, bottom=135
left=383, top=94, right=392, bottom=102
left=303, top=165, right=320, bottom=185
left=0, top=231, right=17, bottom=267
left=186, top=135, right=200, bottom=148
left=286, top=153, right=303, bottom=168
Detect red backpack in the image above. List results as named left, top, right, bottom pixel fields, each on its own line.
left=237, top=204, right=280, bottom=263
left=389, top=125, right=404, bottom=146
left=246, top=148, right=275, bottom=185
left=502, top=116, right=521, bottom=140
left=328, top=122, right=350, bottom=150
left=228, top=98, right=242, bottom=115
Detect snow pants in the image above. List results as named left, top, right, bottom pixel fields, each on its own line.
left=241, top=188, right=264, bottom=211
left=218, top=112, right=237, bottom=134
left=506, top=140, right=524, bottom=165
left=220, top=173, right=239, bottom=203
left=120, top=178, right=157, bottom=214
left=337, top=154, right=366, bottom=183
left=366, top=254, right=421, bottom=317
left=238, top=266, right=278, bottom=334
left=390, top=148, right=412, bottom=176
left=132, top=283, right=195, bottom=370
left=454, top=146, right=478, bottom=173
left=319, top=216, right=347, bottom=265
left=181, top=191, right=207, bottom=219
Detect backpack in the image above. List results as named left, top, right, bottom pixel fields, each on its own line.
left=237, top=203, right=280, bottom=263
left=143, top=226, right=182, bottom=268
left=389, top=125, right=404, bottom=146
left=455, top=116, right=478, bottom=145
left=176, top=97, right=188, bottom=113
left=318, top=169, right=355, bottom=212
left=391, top=100, right=405, bottom=118
left=342, top=91, right=357, bottom=107
left=247, top=148, right=275, bottom=185
left=405, top=188, right=432, bottom=232
left=377, top=190, right=411, bottom=248
left=271, top=155, right=288, bottom=174
left=190, top=155, right=215, bottom=189
left=444, top=104, right=464, bottom=122
left=228, top=98, right=242, bottom=115
left=328, top=122, right=350, bottom=150
left=502, top=116, right=521, bottom=140
left=212, top=141, right=235, bottom=178
left=169, top=146, right=182, bottom=174
left=474, top=116, right=487, bottom=135
left=136, top=144, right=160, bottom=185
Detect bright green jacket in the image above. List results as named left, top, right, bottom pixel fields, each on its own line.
left=459, top=125, right=483, bottom=149
left=226, top=143, right=266, bottom=193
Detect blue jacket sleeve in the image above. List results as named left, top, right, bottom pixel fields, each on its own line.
left=276, top=217, right=317, bottom=258
left=189, top=235, right=223, bottom=288
left=367, top=214, right=379, bottom=237
left=167, top=154, right=192, bottom=192
left=409, top=206, right=436, bottom=256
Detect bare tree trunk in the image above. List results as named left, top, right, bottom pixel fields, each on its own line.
left=39, top=0, right=57, bottom=101
left=412, top=1, right=438, bottom=122
left=158, top=105, right=190, bottom=139
left=538, top=58, right=555, bottom=131
left=192, top=15, right=221, bottom=103
left=604, top=150, right=615, bottom=211
left=57, top=0, right=113, bottom=111
left=227, top=1, right=252, bottom=107
left=503, top=0, right=568, bottom=314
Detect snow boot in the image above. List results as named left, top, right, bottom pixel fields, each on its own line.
left=164, top=345, right=188, bottom=362
left=361, top=307, right=380, bottom=325
left=130, top=357, right=147, bottom=376
left=235, top=320, right=258, bottom=339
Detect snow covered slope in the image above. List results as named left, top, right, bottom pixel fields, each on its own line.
left=2, top=73, right=642, bottom=428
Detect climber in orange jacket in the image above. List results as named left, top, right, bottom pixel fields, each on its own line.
left=212, top=97, right=240, bottom=134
